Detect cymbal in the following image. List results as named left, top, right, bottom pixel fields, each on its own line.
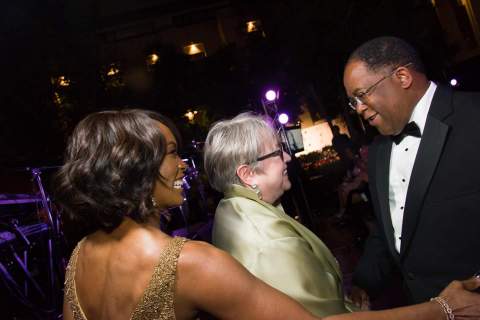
left=0, top=193, right=42, bottom=205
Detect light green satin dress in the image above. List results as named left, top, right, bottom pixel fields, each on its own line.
left=213, top=184, right=356, bottom=317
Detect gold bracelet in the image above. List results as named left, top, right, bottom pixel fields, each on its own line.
left=430, top=296, right=455, bottom=320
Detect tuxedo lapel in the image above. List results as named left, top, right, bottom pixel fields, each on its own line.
left=374, top=139, right=398, bottom=259
left=400, top=86, right=452, bottom=257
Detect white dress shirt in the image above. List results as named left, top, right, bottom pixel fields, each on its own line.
left=389, top=82, right=437, bottom=252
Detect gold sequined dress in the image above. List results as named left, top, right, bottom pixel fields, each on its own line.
left=64, top=236, right=188, bottom=320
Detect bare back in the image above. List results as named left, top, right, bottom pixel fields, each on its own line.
left=64, top=219, right=187, bottom=320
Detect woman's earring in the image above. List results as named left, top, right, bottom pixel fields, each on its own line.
left=151, top=196, right=158, bottom=208
left=178, top=161, right=187, bottom=170
left=251, top=184, right=262, bottom=200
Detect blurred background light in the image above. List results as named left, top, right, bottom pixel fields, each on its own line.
left=265, top=90, right=277, bottom=101
left=278, top=113, right=289, bottom=124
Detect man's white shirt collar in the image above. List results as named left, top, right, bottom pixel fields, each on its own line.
left=408, top=81, right=437, bottom=134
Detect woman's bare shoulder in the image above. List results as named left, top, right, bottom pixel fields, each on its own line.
left=177, top=239, right=252, bottom=285
left=179, top=240, right=233, bottom=268
left=174, top=240, right=257, bottom=315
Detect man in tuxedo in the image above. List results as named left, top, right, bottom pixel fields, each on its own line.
left=342, top=36, right=480, bottom=304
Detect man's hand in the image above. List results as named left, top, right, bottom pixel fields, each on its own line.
left=349, top=285, right=370, bottom=310
left=438, top=277, right=480, bottom=319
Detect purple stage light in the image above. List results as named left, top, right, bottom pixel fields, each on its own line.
left=278, top=113, right=289, bottom=124
left=450, top=78, right=458, bottom=86
left=265, top=90, right=277, bottom=101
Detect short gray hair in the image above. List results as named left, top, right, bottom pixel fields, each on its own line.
left=204, top=112, right=277, bottom=193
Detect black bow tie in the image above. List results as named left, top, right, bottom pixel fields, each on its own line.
left=391, top=121, right=421, bottom=145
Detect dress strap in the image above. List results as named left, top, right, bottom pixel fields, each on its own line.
left=64, top=237, right=88, bottom=320
left=131, top=237, right=188, bottom=320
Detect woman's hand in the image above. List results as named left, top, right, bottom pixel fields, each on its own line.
left=437, top=277, right=480, bottom=319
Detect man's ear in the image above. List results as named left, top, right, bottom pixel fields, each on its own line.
left=236, top=164, right=256, bottom=186
left=395, top=66, right=413, bottom=89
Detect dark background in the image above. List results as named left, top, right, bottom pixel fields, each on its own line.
left=1, top=0, right=479, bottom=167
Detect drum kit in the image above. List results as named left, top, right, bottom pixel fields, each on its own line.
left=0, top=166, right=65, bottom=319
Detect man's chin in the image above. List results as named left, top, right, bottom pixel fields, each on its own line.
left=377, top=126, right=395, bottom=136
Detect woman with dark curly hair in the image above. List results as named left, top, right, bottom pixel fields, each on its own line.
left=57, top=109, right=480, bottom=320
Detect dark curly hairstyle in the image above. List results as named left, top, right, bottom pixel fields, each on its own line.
left=55, top=109, right=181, bottom=234
left=347, top=36, right=425, bottom=74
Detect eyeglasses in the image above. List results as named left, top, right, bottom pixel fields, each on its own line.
left=256, top=145, right=286, bottom=162
left=347, top=62, right=412, bottom=111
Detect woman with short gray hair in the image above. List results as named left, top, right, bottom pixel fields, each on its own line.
left=205, top=112, right=350, bottom=317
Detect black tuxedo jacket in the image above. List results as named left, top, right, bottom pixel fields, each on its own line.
left=353, top=85, right=480, bottom=303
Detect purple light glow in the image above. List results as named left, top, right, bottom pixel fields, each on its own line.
left=450, top=79, right=458, bottom=86
left=265, top=90, right=277, bottom=101
left=278, top=113, right=289, bottom=124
